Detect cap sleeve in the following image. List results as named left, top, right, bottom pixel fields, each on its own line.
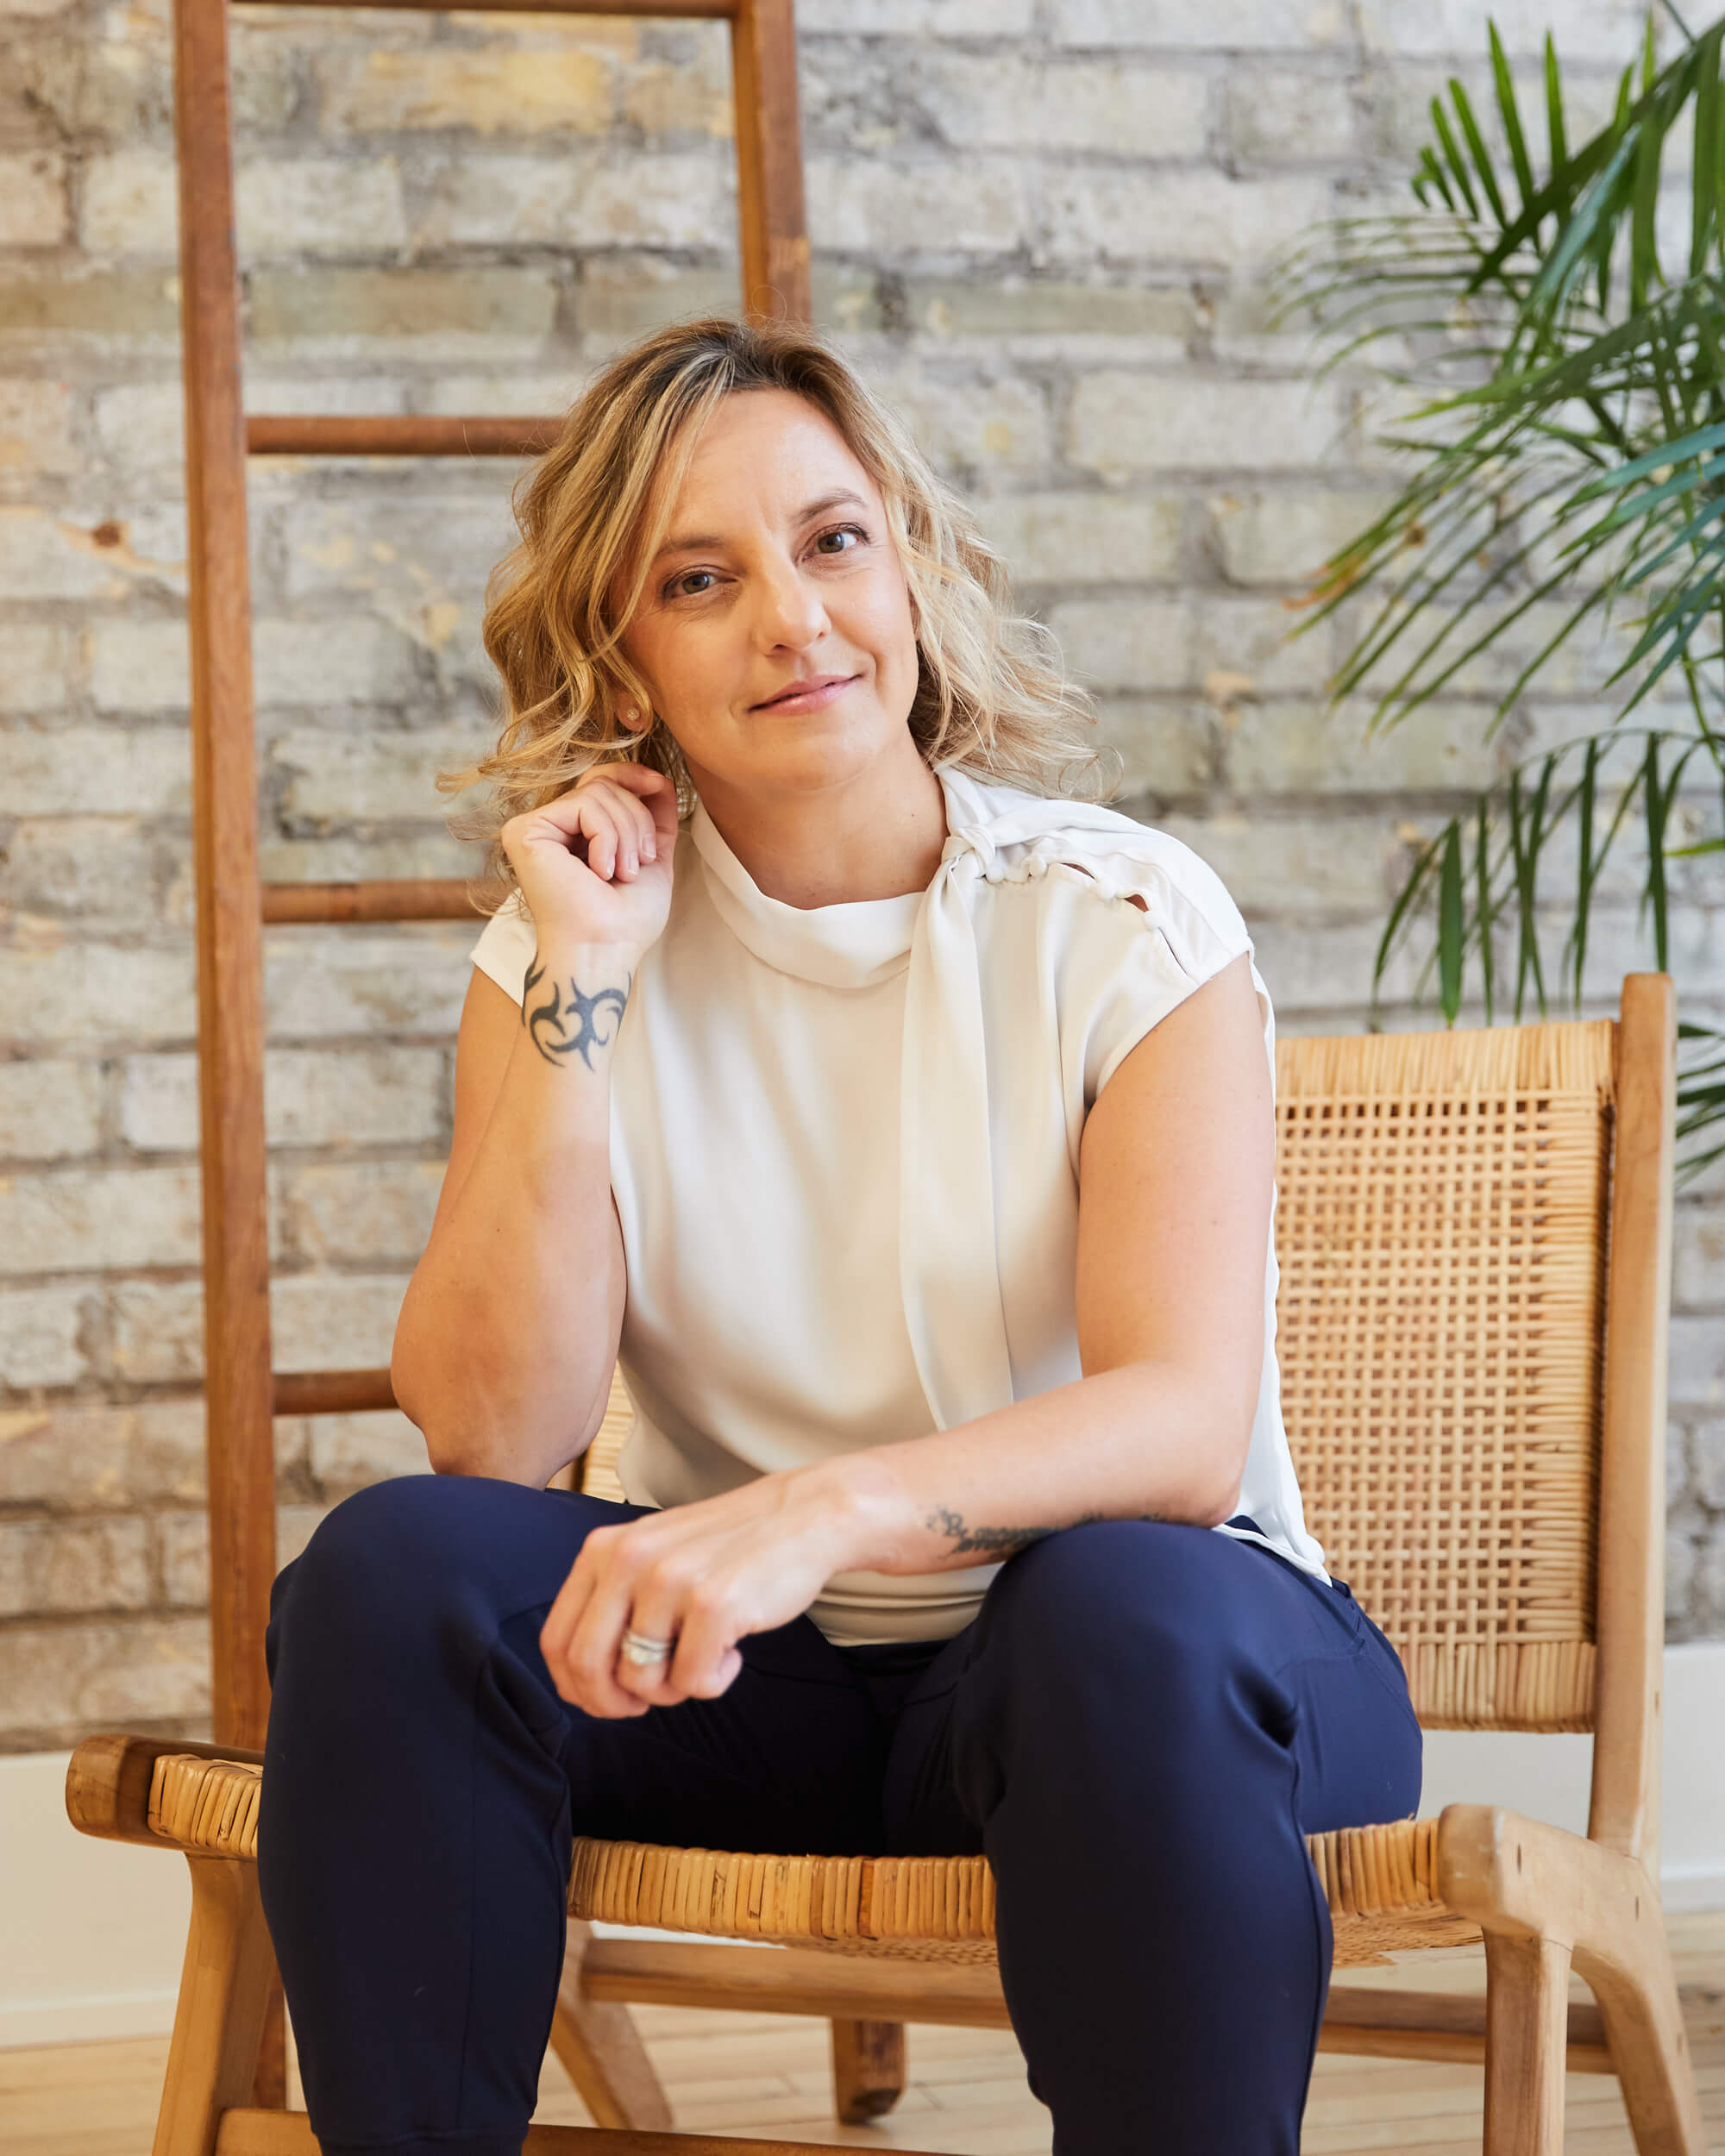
left=470, top=892, right=536, bottom=1007
left=1055, top=833, right=1261, bottom=1105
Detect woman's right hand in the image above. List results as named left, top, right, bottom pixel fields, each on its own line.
left=499, top=762, right=680, bottom=956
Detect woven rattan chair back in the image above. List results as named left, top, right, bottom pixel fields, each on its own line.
left=586, top=1018, right=1619, bottom=1733
left=1273, top=1020, right=1616, bottom=1734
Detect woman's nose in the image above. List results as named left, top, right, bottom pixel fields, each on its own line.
left=756, top=564, right=828, bottom=649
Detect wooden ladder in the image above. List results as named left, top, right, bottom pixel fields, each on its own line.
left=169, top=0, right=807, bottom=2103
left=172, top=0, right=806, bottom=1754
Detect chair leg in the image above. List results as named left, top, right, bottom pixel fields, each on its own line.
left=1578, top=1918, right=1706, bottom=2156
left=1482, top=1931, right=1571, bottom=2156
left=546, top=1919, right=674, bottom=2130
left=151, top=1857, right=278, bottom=2156
left=831, top=2019, right=906, bottom=2123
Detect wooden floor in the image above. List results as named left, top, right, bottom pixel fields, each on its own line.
left=6, top=1915, right=1724, bottom=2155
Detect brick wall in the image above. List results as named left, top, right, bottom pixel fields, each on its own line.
left=2, top=0, right=1721, bottom=1751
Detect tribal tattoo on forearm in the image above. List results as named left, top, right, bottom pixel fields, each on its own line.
left=522, top=951, right=631, bottom=1070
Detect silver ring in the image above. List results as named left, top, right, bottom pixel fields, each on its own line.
left=619, top=1626, right=674, bottom=1668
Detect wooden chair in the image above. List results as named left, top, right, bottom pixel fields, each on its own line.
left=66, top=974, right=1703, bottom=2155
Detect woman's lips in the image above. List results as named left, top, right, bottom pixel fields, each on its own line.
left=750, top=673, right=859, bottom=714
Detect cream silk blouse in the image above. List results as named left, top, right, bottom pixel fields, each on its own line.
left=471, top=763, right=1327, bottom=1644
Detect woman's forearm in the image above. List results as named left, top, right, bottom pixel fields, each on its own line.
left=392, top=939, right=635, bottom=1483
left=812, top=1358, right=1261, bottom=1578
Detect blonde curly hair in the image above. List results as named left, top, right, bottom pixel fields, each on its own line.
left=449, top=316, right=1113, bottom=898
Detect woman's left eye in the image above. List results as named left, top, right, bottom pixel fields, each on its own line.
left=812, top=524, right=866, bottom=557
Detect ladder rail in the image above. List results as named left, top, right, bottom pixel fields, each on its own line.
left=172, top=0, right=810, bottom=1763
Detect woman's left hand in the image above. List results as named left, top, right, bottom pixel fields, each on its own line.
left=539, top=1466, right=879, bottom=1718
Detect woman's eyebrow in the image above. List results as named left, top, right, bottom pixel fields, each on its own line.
left=652, top=490, right=870, bottom=563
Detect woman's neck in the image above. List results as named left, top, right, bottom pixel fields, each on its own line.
left=691, top=743, right=948, bottom=910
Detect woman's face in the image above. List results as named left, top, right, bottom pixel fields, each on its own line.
left=618, top=389, right=922, bottom=805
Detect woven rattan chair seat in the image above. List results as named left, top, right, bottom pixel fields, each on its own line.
left=145, top=1752, right=1479, bottom=1967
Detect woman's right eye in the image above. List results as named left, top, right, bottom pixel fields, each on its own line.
left=666, top=568, right=718, bottom=600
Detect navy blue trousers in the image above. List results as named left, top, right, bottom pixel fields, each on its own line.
left=258, top=1477, right=1421, bottom=2156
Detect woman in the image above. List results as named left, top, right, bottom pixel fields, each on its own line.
left=258, top=317, right=1421, bottom=2156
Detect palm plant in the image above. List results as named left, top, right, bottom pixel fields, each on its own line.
left=1277, top=4, right=1725, bottom=1173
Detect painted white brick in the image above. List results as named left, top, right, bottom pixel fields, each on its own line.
left=0, top=1163, right=201, bottom=1275
left=0, top=1614, right=210, bottom=1740
left=975, top=491, right=1182, bottom=586
left=1094, top=699, right=1216, bottom=795
left=0, top=1283, right=87, bottom=1386
left=0, top=626, right=75, bottom=714
left=1069, top=373, right=1342, bottom=475
left=1675, top=1210, right=1725, bottom=1311
left=0, top=723, right=190, bottom=813
left=864, top=366, right=1052, bottom=476
left=1696, top=1419, right=1725, bottom=1509
left=0, top=943, right=197, bottom=1048
left=1054, top=0, right=1346, bottom=47
left=0, top=1060, right=104, bottom=1161
left=78, top=149, right=178, bottom=256
left=0, top=1398, right=205, bottom=1510
left=110, top=1279, right=204, bottom=1383
left=1195, top=592, right=1332, bottom=697
left=273, top=726, right=490, bottom=824
left=412, top=151, right=731, bottom=252
left=0, top=1514, right=150, bottom=1616
left=0, top=377, right=78, bottom=473
left=309, top=1409, right=433, bottom=1494
left=160, top=1502, right=328, bottom=1607
left=1223, top=67, right=1358, bottom=163
left=1161, top=811, right=1402, bottom=913
left=0, top=505, right=183, bottom=602
left=1044, top=169, right=1336, bottom=268
left=236, top=159, right=408, bottom=257
left=283, top=1160, right=445, bottom=1266
left=1226, top=699, right=1509, bottom=793
left=809, top=158, right=1030, bottom=256
left=1671, top=1314, right=1725, bottom=1407
left=1044, top=599, right=1195, bottom=693
left=0, top=150, right=68, bottom=246
left=264, top=931, right=473, bottom=1040
left=797, top=0, right=1032, bottom=30
left=919, top=56, right=1209, bottom=157
left=271, top=1271, right=408, bottom=1372
left=121, top=1047, right=445, bottom=1152
left=1358, top=0, right=1653, bottom=65
left=8, top=816, right=170, bottom=924
left=1213, top=486, right=1400, bottom=586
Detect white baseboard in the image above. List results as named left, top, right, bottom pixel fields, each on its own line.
left=6, top=1641, right=1722, bottom=2049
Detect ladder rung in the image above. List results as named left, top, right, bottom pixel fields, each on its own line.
left=262, top=879, right=476, bottom=925
left=273, top=1369, right=397, bottom=1417
left=248, top=415, right=561, bottom=460
left=232, top=0, right=737, bottom=14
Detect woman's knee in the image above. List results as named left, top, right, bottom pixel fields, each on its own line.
left=990, top=1519, right=1239, bottom=1695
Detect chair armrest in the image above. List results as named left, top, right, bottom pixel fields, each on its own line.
left=66, top=1733, right=266, bottom=1848
left=1436, top=1803, right=1658, bottom=1967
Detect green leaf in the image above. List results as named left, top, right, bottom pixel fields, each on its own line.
left=1431, top=95, right=1483, bottom=218
left=1644, top=734, right=1671, bottom=970
left=1373, top=832, right=1442, bottom=1008
left=1452, top=78, right=1509, bottom=226
left=1546, top=32, right=1573, bottom=222
left=1476, top=793, right=1496, bottom=1024
left=1630, top=21, right=1666, bottom=308
left=1569, top=737, right=1600, bottom=1003
left=1439, top=821, right=1465, bottom=1022
left=1491, top=22, right=1539, bottom=220
left=1691, top=34, right=1720, bottom=273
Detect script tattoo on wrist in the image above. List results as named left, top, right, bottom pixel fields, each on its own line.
left=522, top=951, right=630, bottom=1070
left=926, top=1507, right=1161, bottom=1557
